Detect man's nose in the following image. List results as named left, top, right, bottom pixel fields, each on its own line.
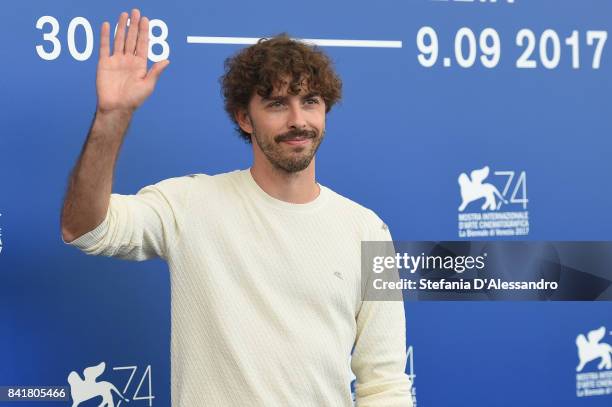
left=287, top=104, right=307, bottom=130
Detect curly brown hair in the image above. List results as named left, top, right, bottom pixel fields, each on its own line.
left=221, top=33, right=343, bottom=143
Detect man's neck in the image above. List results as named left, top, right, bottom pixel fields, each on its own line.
left=250, top=159, right=320, bottom=204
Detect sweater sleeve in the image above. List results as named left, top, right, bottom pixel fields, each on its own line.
left=63, top=178, right=187, bottom=261
left=351, top=215, right=413, bottom=407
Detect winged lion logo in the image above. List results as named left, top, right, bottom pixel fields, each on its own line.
left=576, top=326, right=612, bottom=372
left=67, top=361, right=129, bottom=407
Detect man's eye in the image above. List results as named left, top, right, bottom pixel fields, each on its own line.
left=305, top=98, right=320, bottom=105
left=268, top=101, right=283, bottom=108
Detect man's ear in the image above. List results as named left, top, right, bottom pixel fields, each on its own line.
left=235, top=109, right=253, bottom=135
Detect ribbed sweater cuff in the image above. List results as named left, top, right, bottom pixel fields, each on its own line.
left=62, top=210, right=110, bottom=250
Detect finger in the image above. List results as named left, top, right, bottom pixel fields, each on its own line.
left=146, top=60, right=170, bottom=83
left=99, top=22, right=110, bottom=60
left=135, top=16, right=149, bottom=58
left=113, top=12, right=128, bottom=55
left=124, top=8, right=140, bottom=55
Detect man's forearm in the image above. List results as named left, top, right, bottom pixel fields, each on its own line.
left=61, top=8, right=168, bottom=243
left=61, top=109, right=132, bottom=242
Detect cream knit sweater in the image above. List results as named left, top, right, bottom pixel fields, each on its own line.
left=67, top=168, right=412, bottom=406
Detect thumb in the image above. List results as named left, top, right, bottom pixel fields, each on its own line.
left=146, top=59, right=170, bottom=83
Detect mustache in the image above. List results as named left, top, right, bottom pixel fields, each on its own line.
left=275, top=129, right=317, bottom=143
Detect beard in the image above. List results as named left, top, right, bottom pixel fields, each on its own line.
left=251, top=126, right=324, bottom=173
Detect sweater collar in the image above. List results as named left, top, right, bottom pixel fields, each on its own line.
left=240, top=168, right=329, bottom=212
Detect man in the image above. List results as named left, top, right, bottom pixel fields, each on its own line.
left=61, top=8, right=412, bottom=407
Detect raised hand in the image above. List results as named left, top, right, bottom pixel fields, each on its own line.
left=96, top=9, right=170, bottom=113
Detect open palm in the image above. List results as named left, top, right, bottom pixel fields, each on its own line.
left=96, top=9, right=169, bottom=113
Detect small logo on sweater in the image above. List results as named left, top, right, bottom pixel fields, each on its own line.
left=334, top=271, right=344, bottom=280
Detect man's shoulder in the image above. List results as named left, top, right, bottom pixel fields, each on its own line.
left=151, top=169, right=243, bottom=192
left=322, top=184, right=387, bottom=230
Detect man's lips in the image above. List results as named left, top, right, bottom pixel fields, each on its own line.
left=281, top=137, right=312, bottom=146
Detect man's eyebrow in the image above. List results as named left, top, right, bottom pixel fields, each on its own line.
left=302, top=92, right=321, bottom=99
left=261, top=95, right=287, bottom=103
left=261, top=93, right=321, bottom=103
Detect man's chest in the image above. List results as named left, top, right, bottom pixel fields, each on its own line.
left=176, top=206, right=364, bottom=319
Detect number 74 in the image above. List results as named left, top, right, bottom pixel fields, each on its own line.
left=113, top=365, right=155, bottom=407
left=494, top=171, right=528, bottom=210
